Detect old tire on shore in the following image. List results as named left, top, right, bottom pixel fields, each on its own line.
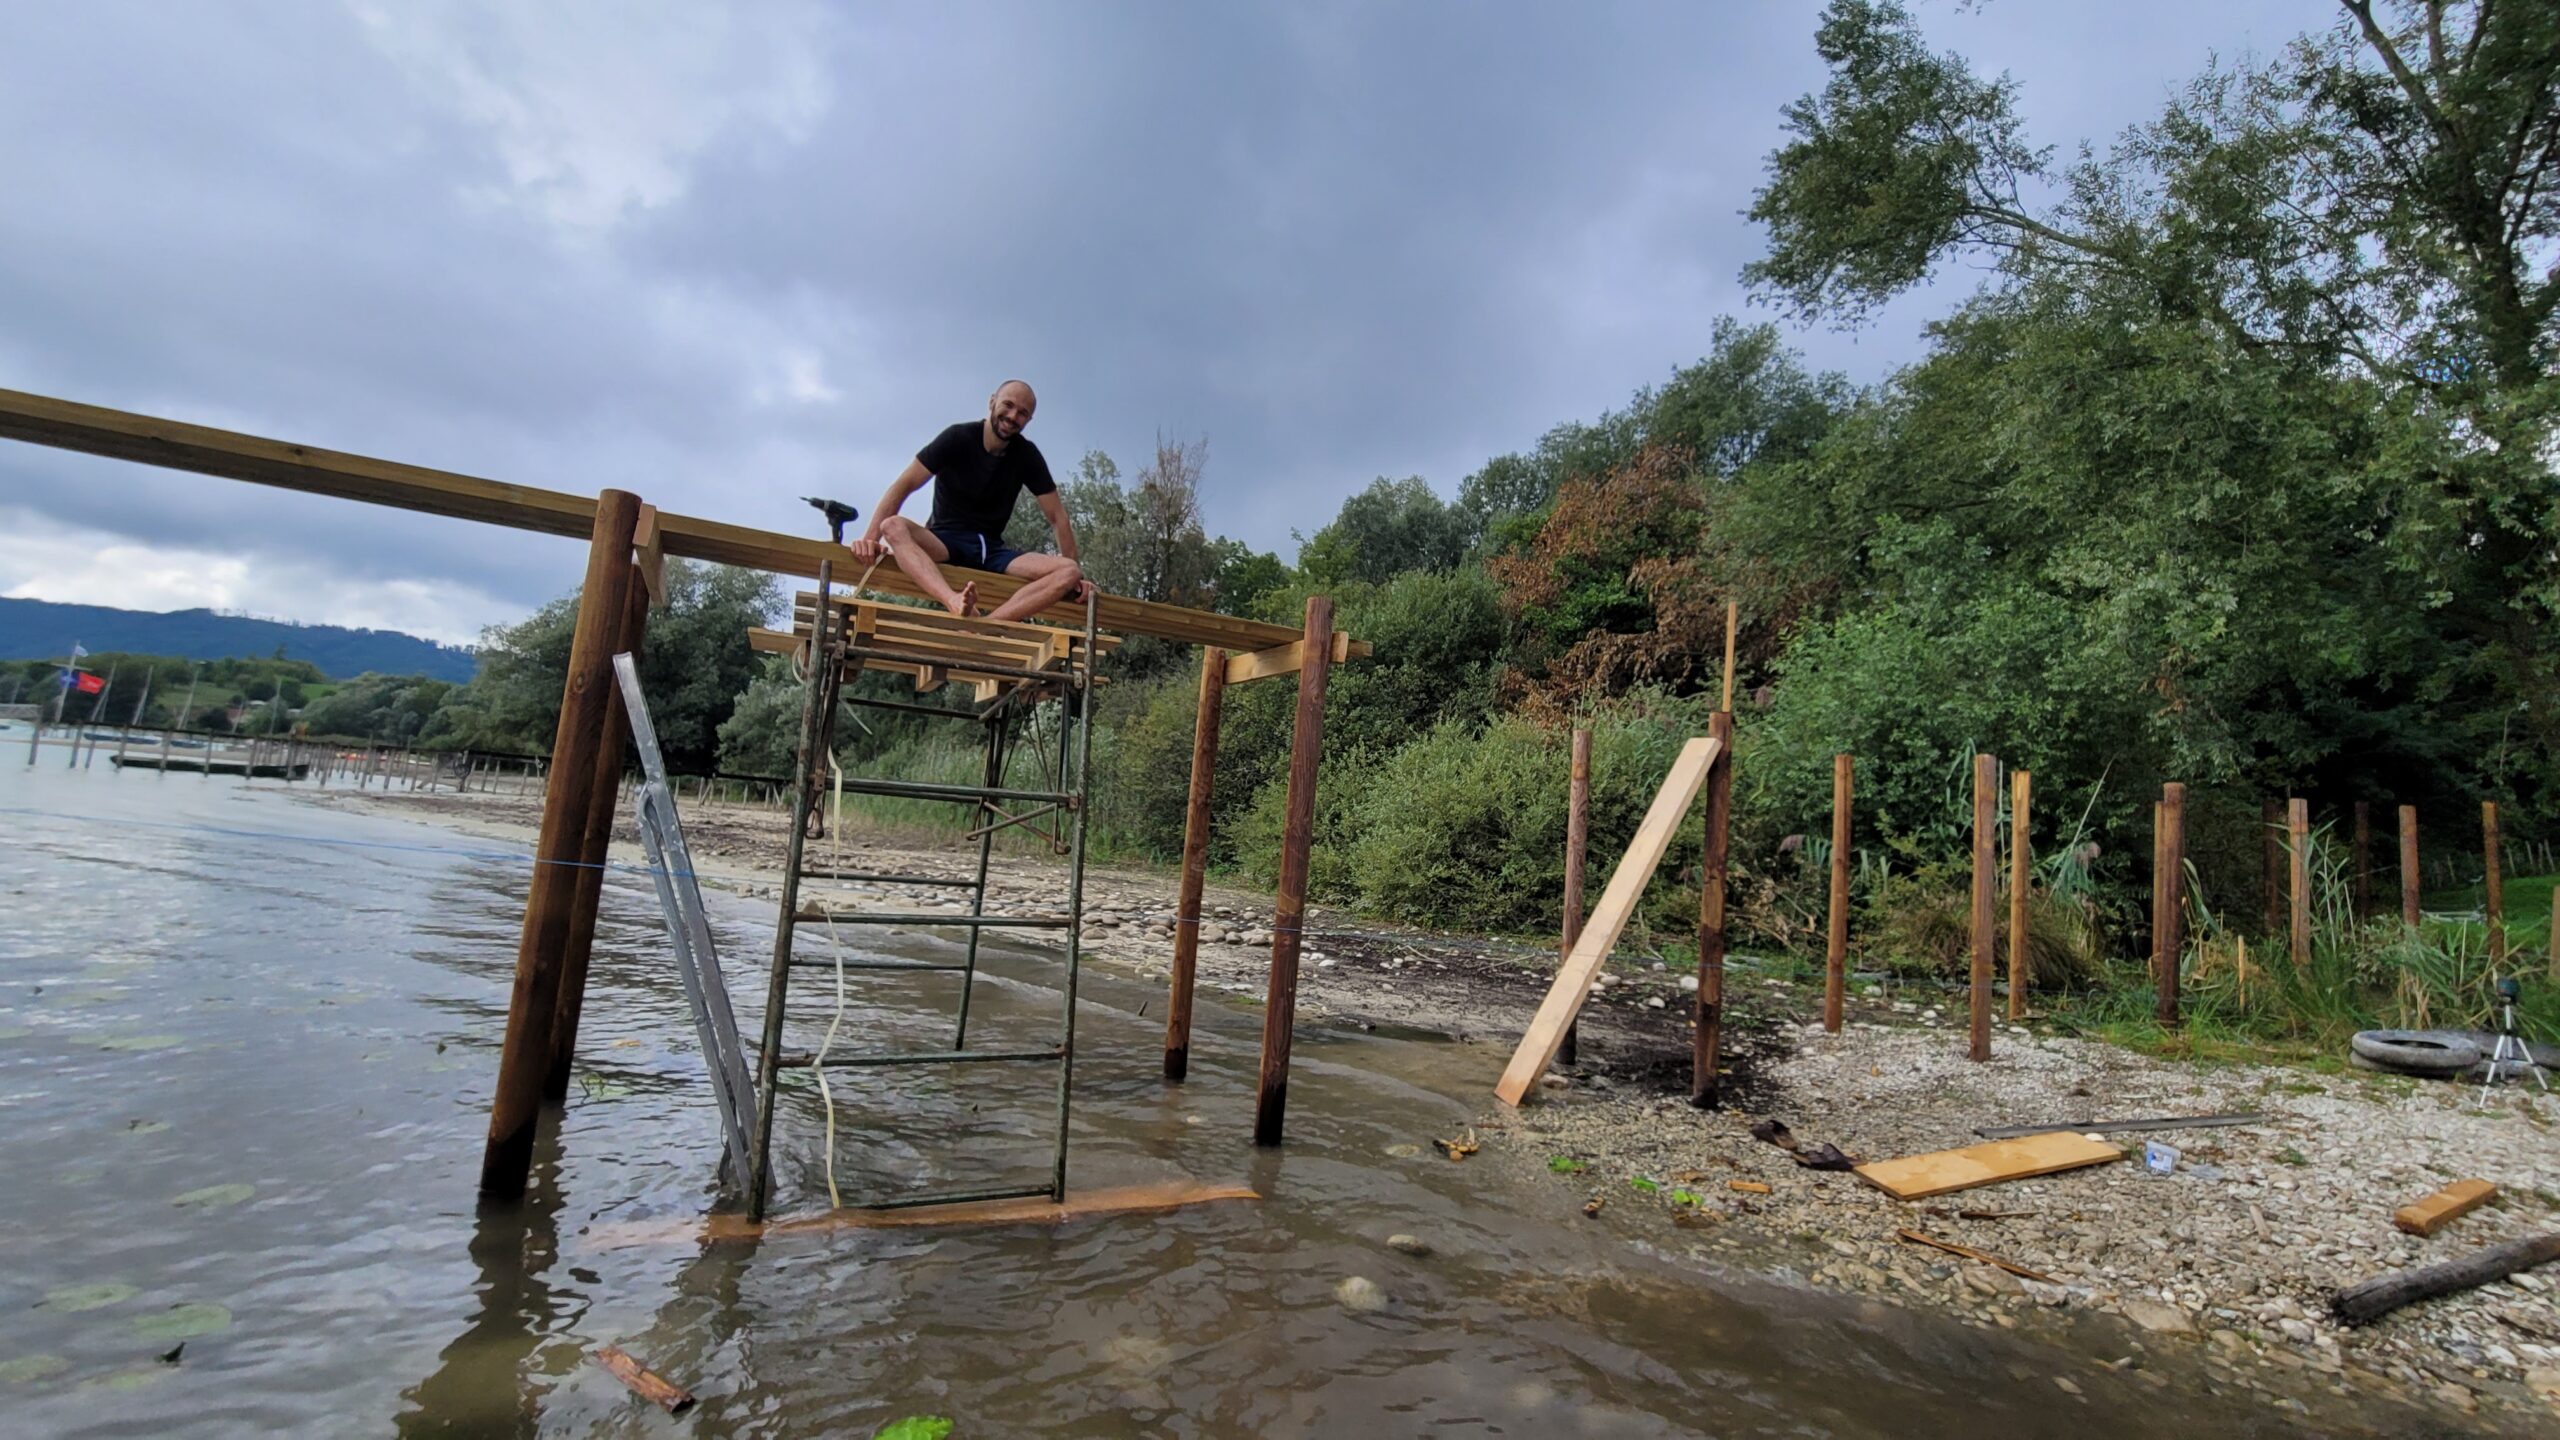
left=2348, top=1030, right=2481, bottom=1076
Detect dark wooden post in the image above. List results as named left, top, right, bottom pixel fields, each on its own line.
left=2007, top=769, right=2030, bottom=1021
left=1691, top=710, right=1735, bottom=1106
left=2352, top=801, right=2372, bottom=919
left=2150, top=801, right=2167, bottom=1010
left=1163, top=645, right=1227, bottom=1081
left=480, top=489, right=641, bottom=1200
left=1969, top=753, right=1997, bottom=1061
left=1254, top=598, right=1333, bottom=1146
left=2548, top=884, right=2558, bottom=985
left=2483, top=801, right=2505, bottom=967
left=2159, top=783, right=2186, bottom=1028
left=2262, top=798, right=2285, bottom=937
left=2288, top=798, right=2312, bottom=968
left=1559, top=727, right=1592, bottom=1066
left=1824, top=753, right=1851, bottom=1033
left=2399, top=804, right=2421, bottom=929
left=542, top=574, right=651, bottom=1100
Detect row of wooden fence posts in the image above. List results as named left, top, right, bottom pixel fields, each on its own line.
left=1556, top=686, right=2555, bottom=1064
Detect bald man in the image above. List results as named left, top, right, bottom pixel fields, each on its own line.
left=848, top=379, right=1093, bottom=621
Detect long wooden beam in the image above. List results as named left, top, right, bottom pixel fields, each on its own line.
left=0, top=387, right=1368, bottom=657
left=1225, top=630, right=1352, bottom=685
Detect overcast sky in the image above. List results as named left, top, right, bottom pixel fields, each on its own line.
left=0, top=0, right=2333, bottom=646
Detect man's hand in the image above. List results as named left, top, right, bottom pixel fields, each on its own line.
left=1072, top=576, right=1097, bottom=602
left=847, top=530, right=889, bottom=561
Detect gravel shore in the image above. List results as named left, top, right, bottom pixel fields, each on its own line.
left=324, top=785, right=2560, bottom=1428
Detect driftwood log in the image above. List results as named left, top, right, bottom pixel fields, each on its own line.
left=2331, top=1232, right=2560, bottom=1326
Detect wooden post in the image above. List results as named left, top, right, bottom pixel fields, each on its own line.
left=2483, top=801, right=2505, bottom=967
left=480, top=488, right=641, bottom=1200
left=1719, top=600, right=1738, bottom=713
left=1968, top=754, right=1996, bottom=1062
left=2007, top=769, right=2030, bottom=1021
left=1824, top=753, right=1851, bottom=1033
left=2159, top=783, right=2186, bottom=1029
left=1692, top=710, right=1735, bottom=1106
left=2399, top=805, right=2421, bottom=929
left=2151, top=800, right=2167, bottom=1010
left=1163, top=645, right=1227, bottom=1082
left=2352, top=801, right=2372, bottom=919
left=2262, top=798, right=2284, bottom=937
left=542, top=573, right=651, bottom=1101
left=1254, top=596, right=1333, bottom=1147
left=2288, top=798, right=2311, bottom=968
left=1559, top=727, right=1592, bottom=1066
left=2548, top=882, right=2558, bottom=985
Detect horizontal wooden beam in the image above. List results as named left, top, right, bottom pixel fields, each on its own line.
left=0, top=387, right=1372, bottom=658
left=1226, top=630, right=1353, bottom=685
left=0, top=386, right=597, bottom=537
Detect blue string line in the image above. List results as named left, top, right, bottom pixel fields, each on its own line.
left=0, top=804, right=698, bottom=880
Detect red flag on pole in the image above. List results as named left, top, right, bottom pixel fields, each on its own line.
left=72, top=672, right=105, bottom=695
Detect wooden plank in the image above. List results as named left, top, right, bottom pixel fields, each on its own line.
left=1494, top=735, right=1725, bottom=1106
left=632, top=503, right=664, bottom=604
left=800, top=593, right=1123, bottom=652
left=667, top=507, right=1358, bottom=654
left=592, top=1344, right=694, bottom=1414
left=1853, top=1132, right=2123, bottom=1200
left=2395, top=1178, right=2497, bottom=1237
left=0, top=387, right=1366, bottom=657
left=1224, top=630, right=1353, bottom=685
left=594, top=1181, right=1260, bottom=1243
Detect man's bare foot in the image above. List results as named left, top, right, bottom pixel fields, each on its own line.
left=942, top=580, right=978, bottom=617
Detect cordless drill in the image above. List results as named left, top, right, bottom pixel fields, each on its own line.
left=803, top=496, right=862, bottom=545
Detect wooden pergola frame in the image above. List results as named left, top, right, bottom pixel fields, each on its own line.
left=0, top=386, right=1366, bottom=1201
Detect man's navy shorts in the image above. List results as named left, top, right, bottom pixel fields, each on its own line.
left=928, top=526, right=1023, bottom=572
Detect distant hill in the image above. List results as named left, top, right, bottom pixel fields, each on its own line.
left=0, top=597, right=479, bottom=682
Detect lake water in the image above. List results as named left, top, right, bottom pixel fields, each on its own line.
left=0, top=756, right=2388, bottom=1436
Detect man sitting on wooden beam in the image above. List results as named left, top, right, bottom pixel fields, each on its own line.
left=847, top=379, right=1094, bottom=621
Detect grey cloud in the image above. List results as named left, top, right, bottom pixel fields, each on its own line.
left=0, top=0, right=2328, bottom=639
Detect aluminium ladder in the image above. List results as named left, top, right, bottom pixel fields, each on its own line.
left=744, top=563, right=1103, bottom=1221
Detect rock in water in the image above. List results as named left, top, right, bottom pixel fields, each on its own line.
left=1335, top=1276, right=1388, bottom=1312
left=1386, top=1234, right=1432, bottom=1257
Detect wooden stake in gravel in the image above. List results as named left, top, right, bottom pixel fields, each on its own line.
left=1693, top=710, right=1735, bottom=1107
left=2483, top=800, right=2505, bottom=966
left=1559, top=727, right=1591, bottom=1067
left=1969, top=753, right=1997, bottom=1062
left=2159, top=782, right=2185, bottom=1029
left=1826, top=753, right=1851, bottom=1033
left=2400, top=804, right=2421, bottom=930
left=2288, top=798, right=2312, bottom=969
left=2007, top=769, right=2029, bottom=1021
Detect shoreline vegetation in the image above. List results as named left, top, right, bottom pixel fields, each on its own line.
left=328, top=784, right=2560, bottom=1428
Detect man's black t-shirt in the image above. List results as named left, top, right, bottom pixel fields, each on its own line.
left=917, top=421, right=1054, bottom=536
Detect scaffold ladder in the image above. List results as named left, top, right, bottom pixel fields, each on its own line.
left=745, top=563, right=1099, bottom=1221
